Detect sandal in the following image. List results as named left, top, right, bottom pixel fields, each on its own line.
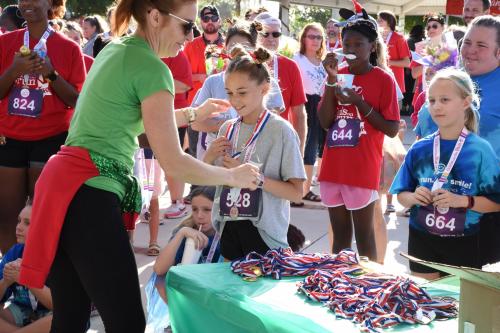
left=291, top=201, right=305, bottom=207
left=303, top=191, right=321, bottom=202
left=147, top=243, right=161, bottom=256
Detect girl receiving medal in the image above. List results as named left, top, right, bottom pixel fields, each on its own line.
left=204, top=46, right=306, bottom=260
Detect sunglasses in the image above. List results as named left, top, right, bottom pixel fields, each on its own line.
left=201, top=15, right=219, bottom=23
left=259, top=31, right=282, bottom=38
left=426, top=24, right=440, bottom=30
left=306, top=34, right=323, bottom=41
left=169, top=13, right=196, bottom=36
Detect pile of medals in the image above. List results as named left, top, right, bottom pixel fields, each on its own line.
left=231, top=248, right=458, bottom=332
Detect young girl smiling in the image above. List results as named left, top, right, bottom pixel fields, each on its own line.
left=205, top=46, right=306, bottom=260
left=390, top=68, right=500, bottom=280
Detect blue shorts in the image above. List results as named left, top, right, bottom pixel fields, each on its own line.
left=5, top=302, right=50, bottom=327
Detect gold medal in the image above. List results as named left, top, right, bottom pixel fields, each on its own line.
left=252, top=267, right=263, bottom=277
left=19, top=46, right=31, bottom=57
left=0, top=136, right=6, bottom=146
left=230, top=206, right=239, bottom=219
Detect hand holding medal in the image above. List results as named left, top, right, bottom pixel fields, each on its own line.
left=189, top=98, right=231, bottom=132
left=10, top=46, right=40, bottom=80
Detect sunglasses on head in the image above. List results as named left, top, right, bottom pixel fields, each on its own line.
left=306, top=34, right=323, bottom=41
left=201, top=15, right=219, bottom=23
left=259, top=31, right=282, bottom=38
left=169, top=13, right=196, bottom=35
left=426, top=23, right=440, bottom=30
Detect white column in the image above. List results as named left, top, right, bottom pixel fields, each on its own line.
left=279, top=0, right=291, bottom=36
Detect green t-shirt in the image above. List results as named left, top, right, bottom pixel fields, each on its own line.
left=65, top=36, right=174, bottom=199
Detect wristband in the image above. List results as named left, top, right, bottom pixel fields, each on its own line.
left=325, top=81, right=336, bottom=88
left=467, top=195, right=475, bottom=209
left=183, top=107, right=197, bottom=124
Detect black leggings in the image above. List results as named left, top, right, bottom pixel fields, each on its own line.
left=47, top=185, right=145, bottom=333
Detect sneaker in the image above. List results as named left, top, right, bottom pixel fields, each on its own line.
left=164, top=200, right=188, bottom=219
left=384, top=204, right=396, bottom=215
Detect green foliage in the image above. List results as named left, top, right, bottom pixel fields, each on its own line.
left=404, top=15, right=465, bottom=34
left=197, top=0, right=239, bottom=20
left=65, top=0, right=115, bottom=17
left=289, top=5, right=331, bottom=37
left=0, top=0, right=115, bottom=17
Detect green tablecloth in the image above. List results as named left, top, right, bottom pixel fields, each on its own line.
left=166, top=263, right=460, bottom=333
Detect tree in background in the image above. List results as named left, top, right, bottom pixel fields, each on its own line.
left=66, top=0, right=114, bottom=17
left=0, top=0, right=115, bottom=17
left=289, top=5, right=331, bottom=37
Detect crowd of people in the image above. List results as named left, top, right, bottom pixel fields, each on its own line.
left=0, top=0, right=498, bottom=332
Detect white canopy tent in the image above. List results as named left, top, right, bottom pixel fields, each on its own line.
left=267, top=0, right=451, bottom=34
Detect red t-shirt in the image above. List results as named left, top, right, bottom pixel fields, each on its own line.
left=83, top=54, right=94, bottom=73
left=275, top=55, right=307, bottom=120
left=0, top=29, right=86, bottom=141
left=411, top=90, right=427, bottom=127
left=162, top=51, right=193, bottom=109
left=409, top=60, right=423, bottom=106
left=184, top=36, right=223, bottom=105
left=328, top=39, right=342, bottom=50
left=386, top=32, right=411, bottom=93
left=318, top=66, right=400, bottom=190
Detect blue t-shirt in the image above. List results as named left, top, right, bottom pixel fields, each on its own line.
left=0, top=244, right=47, bottom=312
left=472, top=67, right=500, bottom=157
left=414, top=102, right=438, bottom=138
left=390, top=132, right=500, bottom=235
left=170, top=227, right=222, bottom=265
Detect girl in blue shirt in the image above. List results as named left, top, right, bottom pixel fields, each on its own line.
left=390, top=68, right=500, bottom=280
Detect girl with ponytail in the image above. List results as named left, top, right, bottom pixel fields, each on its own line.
left=391, top=68, right=500, bottom=280
left=204, top=46, right=306, bottom=260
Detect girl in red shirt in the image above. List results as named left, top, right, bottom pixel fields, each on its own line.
left=377, top=10, right=411, bottom=93
left=0, top=0, right=85, bottom=254
left=318, top=19, right=400, bottom=261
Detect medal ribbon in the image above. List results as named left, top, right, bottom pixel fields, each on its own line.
left=431, top=128, right=468, bottom=192
left=24, top=26, right=53, bottom=56
left=225, top=109, right=271, bottom=162
left=231, top=248, right=458, bottom=333
left=204, top=232, right=221, bottom=263
left=384, top=31, right=393, bottom=45
left=22, top=26, right=53, bottom=85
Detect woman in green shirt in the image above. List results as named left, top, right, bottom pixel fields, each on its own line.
left=19, top=1, right=260, bottom=332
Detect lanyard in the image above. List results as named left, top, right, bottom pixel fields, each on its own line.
left=225, top=109, right=271, bottom=163
left=384, top=31, right=393, bottom=45
left=22, top=26, right=53, bottom=85
left=24, top=26, right=53, bottom=56
left=204, top=232, right=221, bottom=263
left=431, top=128, right=469, bottom=192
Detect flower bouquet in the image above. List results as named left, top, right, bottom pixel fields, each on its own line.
left=411, top=32, right=459, bottom=86
left=205, top=44, right=228, bottom=76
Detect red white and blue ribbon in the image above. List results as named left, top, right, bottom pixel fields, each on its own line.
left=231, top=248, right=458, bottom=332
left=224, top=109, right=271, bottom=162
left=231, top=248, right=360, bottom=280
